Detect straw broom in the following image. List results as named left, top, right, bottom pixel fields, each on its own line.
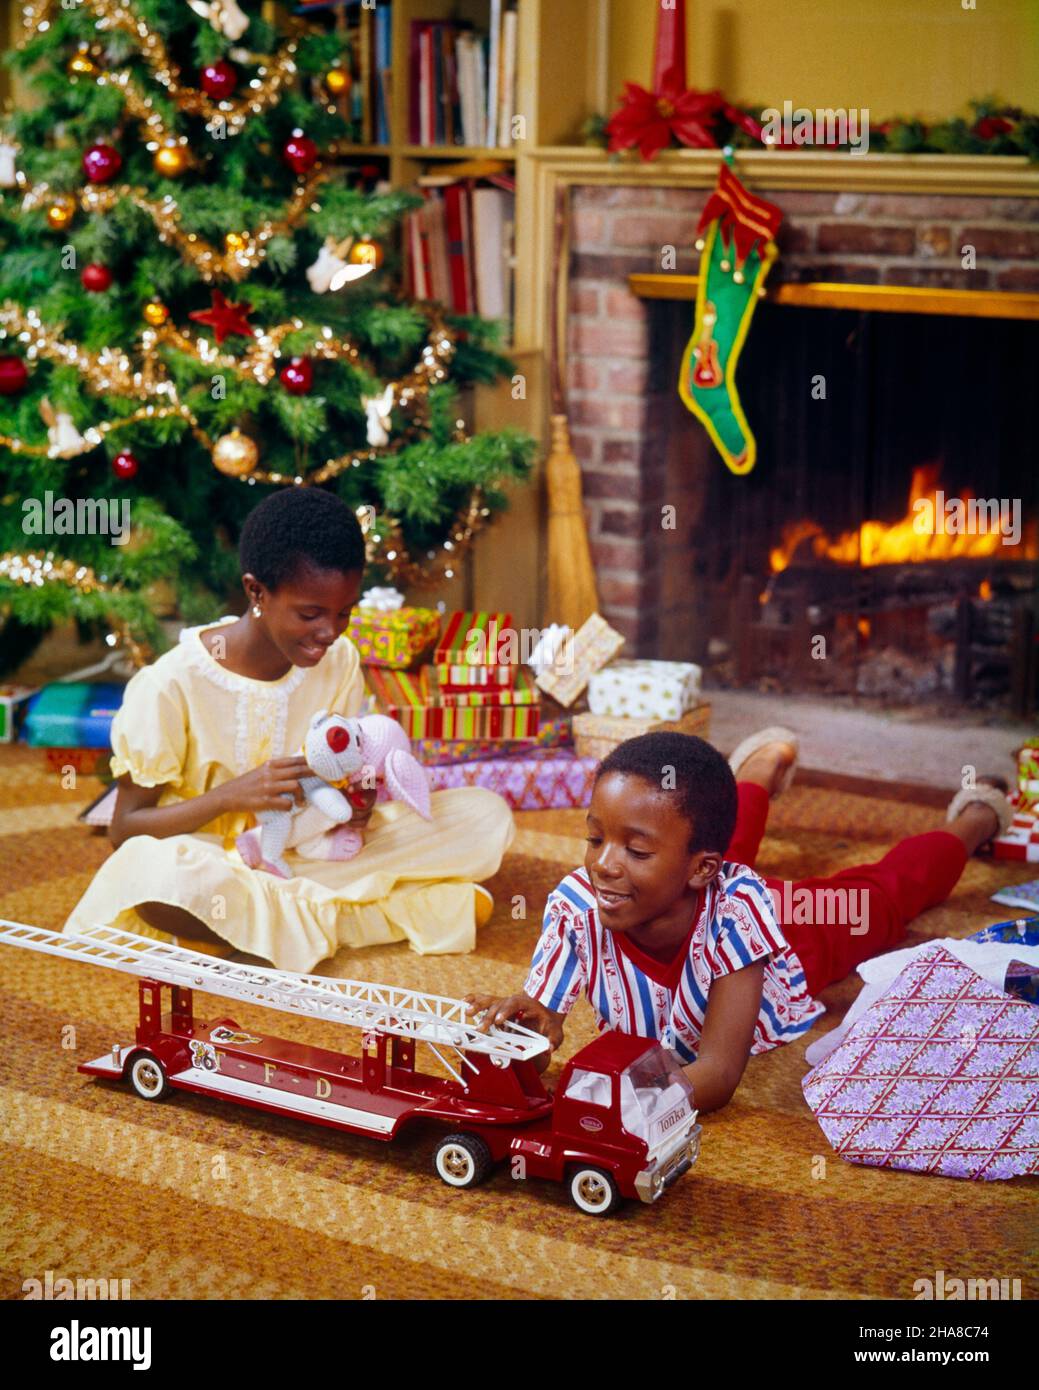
left=545, top=183, right=599, bottom=630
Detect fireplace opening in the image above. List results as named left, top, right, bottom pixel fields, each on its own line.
left=651, top=302, right=1039, bottom=713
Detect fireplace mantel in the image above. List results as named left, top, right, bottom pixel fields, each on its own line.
left=514, top=146, right=1039, bottom=350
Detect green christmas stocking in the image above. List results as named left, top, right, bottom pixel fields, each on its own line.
left=679, top=162, right=783, bottom=475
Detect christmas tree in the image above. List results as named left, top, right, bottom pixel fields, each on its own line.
left=0, top=0, right=534, bottom=671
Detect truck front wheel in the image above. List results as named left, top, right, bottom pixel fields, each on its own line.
left=128, top=1053, right=169, bottom=1101
left=569, top=1166, right=621, bottom=1216
left=434, top=1133, right=493, bottom=1189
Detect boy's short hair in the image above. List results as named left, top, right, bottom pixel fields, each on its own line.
left=239, top=487, right=366, bottom=590
left=595, top=732, right=738, bottom=855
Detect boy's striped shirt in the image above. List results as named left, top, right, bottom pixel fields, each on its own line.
left=523, top=865, right=824, bottom=1060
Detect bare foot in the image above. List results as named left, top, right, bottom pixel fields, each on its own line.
left=946, top=776, right=1008, bottom=855
left=735, top=741, right=798, bottom=798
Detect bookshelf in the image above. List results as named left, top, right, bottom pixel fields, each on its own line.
left=325, top=0, right=608, bottom=625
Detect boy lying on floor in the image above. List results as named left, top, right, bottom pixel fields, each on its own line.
left=466, top=730, right=1012, bottom=1112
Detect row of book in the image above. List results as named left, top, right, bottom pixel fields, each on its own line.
left=409, top=2, right=519, bottom=149
left=404, top=175, right=515, bottom=321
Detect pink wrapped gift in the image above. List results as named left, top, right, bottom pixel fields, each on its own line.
left=425, top=750, right=598, bottom=811
left=803, top=943, right=1039, bottom=1181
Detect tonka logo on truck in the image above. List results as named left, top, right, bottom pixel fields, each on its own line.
left=579, top=1115, right=604, bottom=1133
left=659, top=1106, right=684, bottom=1134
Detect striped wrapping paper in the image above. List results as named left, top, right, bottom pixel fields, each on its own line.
left=433, top=611, right=513, bottom=666
left=433, top=663, right=516, bottom=690
left=365, top=666, right=540, bottom=739
left=421, top=666, right=538, bottom=707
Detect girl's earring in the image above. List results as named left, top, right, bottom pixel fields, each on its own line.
left=252, top=605, right=262, bottom=619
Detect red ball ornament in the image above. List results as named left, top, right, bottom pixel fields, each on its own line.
left=0, top=355, right=28, bottom=395
left=282, top=131, right=318, bottom=175
left=279, top=356, right=313, bottom=395
left=81, top=263, right=113, bottom=292
left=82, top=143, right=122, bottom=184
left=200, top=60, right=238, bottom=100
left=112, top=449, right=139, bottom=480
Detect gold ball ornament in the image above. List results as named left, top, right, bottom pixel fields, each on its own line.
left=154, top=143, right=189, bottom=177
left=67, top=48, right=98, bottom=78
left=325, top=68, right=351, bottom=97
left=347, top=237, right=384, bottom=269
left=143, top=300, right=169, bottom=326
left=212, top=429, right=259, bottom=477
left=46, top=196, right=76, bottom=231
left=224, top=231, right=249, bottom=255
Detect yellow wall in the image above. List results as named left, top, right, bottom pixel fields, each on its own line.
left=607, top=0, right=1039, bottom=120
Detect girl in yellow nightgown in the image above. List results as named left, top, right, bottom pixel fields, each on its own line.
left=63, top=488, right=514, bottom=970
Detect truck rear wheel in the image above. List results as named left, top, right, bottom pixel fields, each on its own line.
left=128, top=1053, right=169, bottom=1101
left=434, top=1133, right=493, bottom=1189
left=569, top=1166, right=621, bottom=1216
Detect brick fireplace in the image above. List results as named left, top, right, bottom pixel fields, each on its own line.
left=562, top=169, right=1039, bottom=710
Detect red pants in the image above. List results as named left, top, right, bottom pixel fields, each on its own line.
left=726, top=783, right=968, bottom=996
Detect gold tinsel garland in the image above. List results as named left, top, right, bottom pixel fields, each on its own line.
left=22, top=0, right=306, bottom=138
left=0, top=550, right=153, bottom=667
left=21, top=172, right=328, bottom=284
left=0, top=304, right=484, bottom=583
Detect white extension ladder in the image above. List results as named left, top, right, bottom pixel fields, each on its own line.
left=0, top=919, right=548, bottom=1071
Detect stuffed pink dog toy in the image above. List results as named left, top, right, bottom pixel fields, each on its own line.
left=236, top=711, right=431, bottom=879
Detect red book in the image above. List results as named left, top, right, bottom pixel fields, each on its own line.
left=443, top=183, right=471, bottom=312
left=408, top=20, right=427, bottom=144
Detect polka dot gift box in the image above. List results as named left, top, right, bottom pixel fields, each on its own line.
left=587, top=658, right=703, bottom=722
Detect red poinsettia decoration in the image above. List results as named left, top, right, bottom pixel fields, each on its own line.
left=606, top=79, right=724, bottom=160
left=975, top=115, right=1015, bottom=140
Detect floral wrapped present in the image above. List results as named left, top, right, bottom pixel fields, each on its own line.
left=802, top=942, right=1039, bottom=1181
left=426, top=750, right=599, bottom=811
left=587, top=658, right=703, bottom=721
left=535, top=613, right=625, bottom=708
left=573, top=704, right=711, bottom=761
left=346, top=587, right=440, bottom=669
left=366, top=666, right=539, bottom=739
left=422, top=665, right=538, bottom=707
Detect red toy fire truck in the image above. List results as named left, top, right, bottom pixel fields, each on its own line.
left=0, top=920, right=702, bottom=1216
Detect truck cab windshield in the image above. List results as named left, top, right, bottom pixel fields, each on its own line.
left=619, top=1049, right=694, bottom=1146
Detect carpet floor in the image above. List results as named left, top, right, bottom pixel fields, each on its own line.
left=1, top=742, right=1036, bottom=1301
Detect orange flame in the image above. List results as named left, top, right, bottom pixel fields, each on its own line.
left=769, top=465, right=1035, bottom=572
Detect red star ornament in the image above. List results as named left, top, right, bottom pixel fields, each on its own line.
left=188, top=290, right=255, bottom=343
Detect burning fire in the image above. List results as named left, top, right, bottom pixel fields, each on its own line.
left=769, top=465, right=1034, bottom=572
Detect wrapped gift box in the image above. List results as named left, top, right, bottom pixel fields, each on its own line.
left=992, top=800, right=1039, bottom=863
left=434, top=611, right=513, bottom=667
left=0, top=683, right=39, bottom=743
left=414, top=718, right=572, bottom=766
left=535, top=613, right=625, bottom=708
left=433, top=662, right=516, bottom=690
left=422, top=665, right=537, bottom=707
left=1018, top=744, right=1039, bottom=811
left=23, top=682, right=125, bottom=749
left=802, top=942, right=1039, bottom=1181
left=427, top=750, right=598, bottom=811
left=366, top=667, right=540, bottom=739
left=587, top=658, right=702, bottom=721
left=346, top=603, right=440, bottom=668
left=573, top=703, right=711, bottom=761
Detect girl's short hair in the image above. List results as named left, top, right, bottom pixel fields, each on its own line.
left=596, top=732, right=738, bottom=854
left=239, top=488, right=366, bottom=590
